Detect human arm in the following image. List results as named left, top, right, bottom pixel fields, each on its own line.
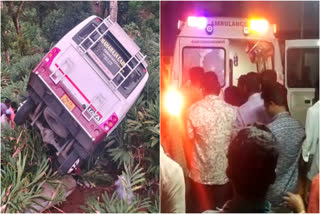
left=283, top=192, right=305, bottom=213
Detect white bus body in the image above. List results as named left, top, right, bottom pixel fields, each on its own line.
left=15, top=16, right=149, bottom=173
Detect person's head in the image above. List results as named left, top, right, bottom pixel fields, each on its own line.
left=226, top=125, right=278, bottom=200
left=243, top=72, right=261, bottom=95
left=202, top=71, right=220, bottom=96
left=11, top=102, right=18, bottom=112
left=189, top=67, right=205, bottom=88
left=261, top=70, right=277, bottom=84
left=4, top=98, right=11, bottom=107
left=5, top=109, right=12, bottom=117
left=261, top=82, right=288, bottom=117
left=261, top=70, right=277, bottom=91
left=237, top=74, right=247, bottom=92
left=224, top=86, right=243, bottom=107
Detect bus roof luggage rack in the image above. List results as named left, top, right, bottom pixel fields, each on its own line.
left=77, top=16, right=114, bottom=55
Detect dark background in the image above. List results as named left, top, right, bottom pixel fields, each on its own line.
left=161, top=1, right=319, bottom=56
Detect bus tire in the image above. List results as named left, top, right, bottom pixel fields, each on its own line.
left=14, top=98, right=36, bottom=126
left=58, top=150, right=80, bottom=174
left=43, top=107, right=69, bottom=139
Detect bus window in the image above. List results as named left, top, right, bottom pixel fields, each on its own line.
left=72, top=18, right=102, bottom=44
left=287, top=48, right=319, bottom=88
left=182, top=47, right=225, bottom=86
left=119, top=64, right=146, bottom=98
left=113, top=73, right=124, bottom=86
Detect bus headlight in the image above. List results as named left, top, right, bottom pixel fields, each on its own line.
left=164, top=88, right=183, bottom=116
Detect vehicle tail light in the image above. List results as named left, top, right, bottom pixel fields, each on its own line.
left=187, top=16, right=207, bottom=29
left=44, top=47, right=60, bottom=67
left=100, top=113, right=118, bottom=133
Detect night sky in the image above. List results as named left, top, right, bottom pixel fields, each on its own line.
left=161, top=1, right=319, bottom=56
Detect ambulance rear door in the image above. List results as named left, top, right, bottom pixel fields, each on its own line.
left=285, top=39, right=319, bottom=126
left=178, top=37, right=229, bottom=88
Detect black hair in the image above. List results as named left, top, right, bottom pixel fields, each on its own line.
left=261, top=70, right=277, bottom=83
left=202, top=71, right=220, bottom=96
left=224, top=86, right=244, bottom=107
left=226, top=125, right=278, bottom=199
left=261, top=81, right=288, bottom=107
left=245, top=72, right=261, bottom=94
left=11, top=102, right=18, bottom=111
left=261, top=70, right=277, bottom=92
left=189, top=66, right=205, bottom=87
left=4, top=98, right=11, bottom=104
left=237, top=74, right=247, bottom=90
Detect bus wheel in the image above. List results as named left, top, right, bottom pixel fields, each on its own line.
left=14, top=98, right=36, bottom=125
left=58, top=150, right=80, bottom=174
left=43, top=107, right=69, bottom=139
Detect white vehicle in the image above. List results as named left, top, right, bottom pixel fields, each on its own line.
left=165, top=16, right=319, bottom=125
left=285, top=39, right=319, bottom=126
left=15, top=15, right=149, bottom=174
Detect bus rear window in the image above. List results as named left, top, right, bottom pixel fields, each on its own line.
left=73, top=18, right=146, bottom=98
left=118, top=64, right=146, bottom=98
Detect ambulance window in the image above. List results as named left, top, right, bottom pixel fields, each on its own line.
left=287, top=48, right=319, bottom=88
left=182, top=47, right=225, bottom=86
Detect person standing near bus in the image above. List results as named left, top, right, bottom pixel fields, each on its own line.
left=261, top=82, right=305, bottom=212
left=1, top=98, right=11, bottom=116
left=187, top=72, right=236, bottom=212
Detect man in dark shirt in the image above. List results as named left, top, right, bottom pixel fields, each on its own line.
left=262, top=82, right=305, bottom=212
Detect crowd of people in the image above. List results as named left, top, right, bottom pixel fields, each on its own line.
left=1, top=98, right=17, bottom=129
left=161, top=67, right=319, bottom=213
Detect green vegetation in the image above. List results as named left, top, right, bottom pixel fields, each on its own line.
left=1, top=1, right=159, bottom=212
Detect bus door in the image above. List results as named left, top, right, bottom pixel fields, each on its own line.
left=178, top=37, right=229, bottom=88
left=285, top=39, right=319, bottom=126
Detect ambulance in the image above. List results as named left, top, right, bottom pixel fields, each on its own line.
left=165, top=16, right=319, bottom=126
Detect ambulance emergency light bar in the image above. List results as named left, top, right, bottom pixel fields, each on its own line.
left=187, top=16, right=208, bottom=29
left=184, top=16, right=275, bottom=35
left=248, top=19, right=270, bottom=34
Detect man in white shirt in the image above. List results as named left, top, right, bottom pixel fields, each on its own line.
left=302, top=82, right=319, bottom=181
left=160, top=145, right=186, bottom=213
left=236, top=72, right=271, bottom=127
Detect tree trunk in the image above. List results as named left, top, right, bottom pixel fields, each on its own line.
left=109, top=0, right=118, bottom=22
left=8, top=1, right=24, bottom=35
left=3, top=30, right=10, bottom=65
left=5, top=50, right=10, bottom=66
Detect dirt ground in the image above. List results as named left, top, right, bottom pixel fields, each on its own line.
left=44, top=185, right=109, bottom=213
